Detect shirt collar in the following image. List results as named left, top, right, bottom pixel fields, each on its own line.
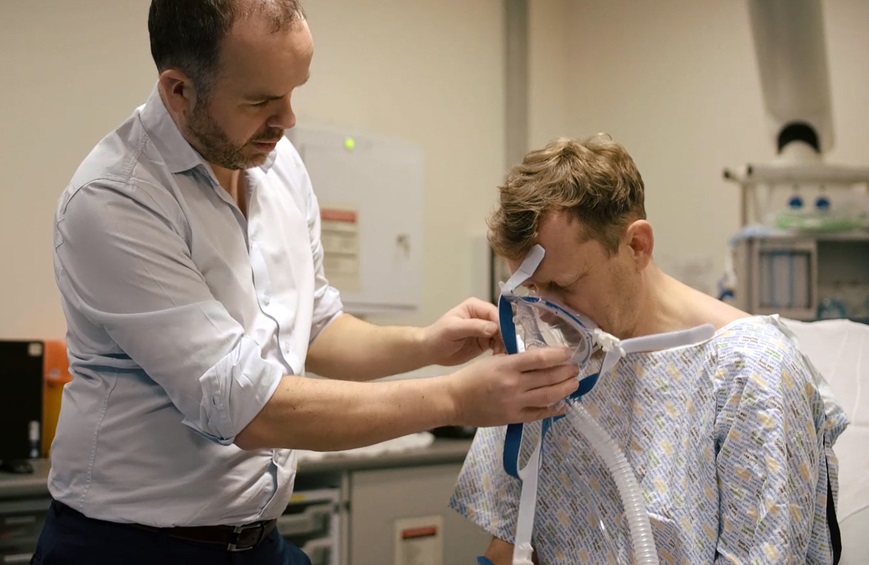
left=138, top=84, right=212, bottom=175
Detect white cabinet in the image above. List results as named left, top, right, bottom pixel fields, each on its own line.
left=347, top=463, right=491, bottom=565
left=286, top=126, right=424, bottom=315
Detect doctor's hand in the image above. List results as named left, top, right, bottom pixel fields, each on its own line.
left=446, top=347, right=579, bottom=426
left=421, top=297, right=506, bottom=367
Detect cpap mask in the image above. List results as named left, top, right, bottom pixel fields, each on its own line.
left=495, top=244, right=714, bottom=565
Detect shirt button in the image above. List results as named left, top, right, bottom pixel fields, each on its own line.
left=282, top=341, right=291, bottom=355
left=262, top=294, right=270, bottom=306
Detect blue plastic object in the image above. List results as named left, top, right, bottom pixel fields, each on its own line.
left=788, top=194, right=804, bottom=209
left=818, top=297, right=848, bottom=320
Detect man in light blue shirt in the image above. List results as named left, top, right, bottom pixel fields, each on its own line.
left=33, top=1, right=580, bottom=564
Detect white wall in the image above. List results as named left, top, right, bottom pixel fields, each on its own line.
left=3, top=0, right=867, bottom=340
left=528, top=0, right=569, bottom=150
left=0, top=1, right=155, bottom=339
left=529, top=0, right=869, bottom=293
left=294, top=1, right=505, bottom=327
left=0, top=0, right=504, bottom=339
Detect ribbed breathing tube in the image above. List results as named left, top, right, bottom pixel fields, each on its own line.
left=563, top=400, right=660, bottom=565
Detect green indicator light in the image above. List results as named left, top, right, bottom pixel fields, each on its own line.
left=344, top=137, right=356, bottom=151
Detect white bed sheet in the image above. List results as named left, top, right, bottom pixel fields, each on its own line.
left=783, top=318, right=869, bottom=564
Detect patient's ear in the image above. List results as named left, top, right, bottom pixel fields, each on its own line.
left=624, top=220, right=654, bottom=270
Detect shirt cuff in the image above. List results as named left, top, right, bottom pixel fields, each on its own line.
left=183, top=335, right=285, bottom=444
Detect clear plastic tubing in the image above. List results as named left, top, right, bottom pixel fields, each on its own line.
left=564, top=400, right=660, bottom=565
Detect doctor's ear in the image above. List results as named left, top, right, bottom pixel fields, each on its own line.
left=624, top=220, right=654, bottom=269
left=158, top=69, right=198, bottom=117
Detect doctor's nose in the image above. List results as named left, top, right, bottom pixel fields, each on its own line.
left=269, top=98, right=296, bottom=130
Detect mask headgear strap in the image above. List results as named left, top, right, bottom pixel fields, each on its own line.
left=503, top=245, right=545, bottom=293
left=498, top=245, right=545, bottom=359
left=596, top=324, right=717, bottom=376
left=495, top=245, right=549, bottom=565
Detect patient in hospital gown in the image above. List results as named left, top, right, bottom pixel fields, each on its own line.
left=452, top=135, right=848, bottom=564
left=451, top=315, right=848, bottom=564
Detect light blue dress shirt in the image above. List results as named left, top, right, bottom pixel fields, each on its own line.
left=49, top=86, right=343, bottom=527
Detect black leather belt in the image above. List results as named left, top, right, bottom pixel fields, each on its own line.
left=52, top=500, right=277, bottom=552
left=132, top=519, right=278, bottom=552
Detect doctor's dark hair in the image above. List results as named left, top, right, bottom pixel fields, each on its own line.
left=488, top=135, right=646, bottom=259
left=148, top=0, right=305, bottom=101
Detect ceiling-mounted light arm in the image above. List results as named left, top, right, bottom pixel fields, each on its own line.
left=748, top=0, right=833, bottom=161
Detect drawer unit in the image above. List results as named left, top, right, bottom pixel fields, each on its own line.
left=0, top=497, right=50, bottom=564
left=280, top=488, right=342, bottom=565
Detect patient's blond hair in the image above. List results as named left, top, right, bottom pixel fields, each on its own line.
left=488, top=134, right=646, bottom=259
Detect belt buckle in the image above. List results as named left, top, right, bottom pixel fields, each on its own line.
left=226, top=522, right=265, bottom=552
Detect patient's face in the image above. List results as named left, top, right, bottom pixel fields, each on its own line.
left=511, top=211, right=641, bottom=338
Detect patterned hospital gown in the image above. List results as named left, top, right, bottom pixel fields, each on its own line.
left=450, top=315, right=849, bottom=564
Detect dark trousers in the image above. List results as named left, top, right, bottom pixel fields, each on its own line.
left=31, top=500, right=312, bottom=565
